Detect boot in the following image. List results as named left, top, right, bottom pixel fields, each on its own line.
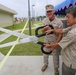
left=41, top=64, right=48, bottom=72
left=54, top=68, right=59, bottom=75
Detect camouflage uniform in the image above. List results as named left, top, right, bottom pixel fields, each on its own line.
left=42, top=17, right=63, bottom=68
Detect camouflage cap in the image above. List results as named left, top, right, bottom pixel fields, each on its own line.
left=45, top=4, right=54, bottom=11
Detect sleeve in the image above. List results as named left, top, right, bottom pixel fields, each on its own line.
left=42, top=20, right=45, bottom=25
left=59, top=20, right=63, bottom=29
left=63, top=27, right=71, bottom=33
left=58, top=32, right=76, bottom=50
left=42, top=18, right=46, bottom=25
left=57, top=20, right=63, bottom=29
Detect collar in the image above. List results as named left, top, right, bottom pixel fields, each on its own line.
left=48, top=18, right=55, bottom=22
left=71, top=24, right=76, bottom=29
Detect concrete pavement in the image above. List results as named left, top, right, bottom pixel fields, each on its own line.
left=0, top=33, right=11, bottom=42
left=0, top=56, right=62, bottom=75
left=0, top=52, right=4, bottom=62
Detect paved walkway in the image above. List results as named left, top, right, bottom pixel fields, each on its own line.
left=0, top=33, right=11, bottom=42
left=0, top=52, right=4, bottom=61
left=0, top=56, right=62, bottom=75
left=0, top=24, right=39, bottom=43
left=0, top=24, right=40, bottom=48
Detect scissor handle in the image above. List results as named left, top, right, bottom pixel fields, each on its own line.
left=35, top=25, right=54, bottom=38
left=37, top=41, right=52, bottom=55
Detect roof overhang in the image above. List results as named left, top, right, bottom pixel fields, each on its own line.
left=0, top=4, right=17, bottom=15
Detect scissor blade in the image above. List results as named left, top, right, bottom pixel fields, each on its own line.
left=19, top=36, right=38, bottom=43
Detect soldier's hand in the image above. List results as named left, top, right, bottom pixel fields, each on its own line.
left=44, top=44, right=51, bottom=48
left=45, top=29, right=53, bottom=34
left=44, top=44, right=54, bottom=51
left=42, top=26, right=49, bottom=32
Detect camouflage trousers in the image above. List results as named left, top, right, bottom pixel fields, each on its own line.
left=43, top=47, right=60, bottom=68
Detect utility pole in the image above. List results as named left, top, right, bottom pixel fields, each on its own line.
left=32, top=5, right=35, bottom=25
left=28, top=0, right=32, bottom=35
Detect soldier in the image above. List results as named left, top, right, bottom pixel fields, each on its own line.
left=41, top=4, right=63, bottom=75
left=44, top=5, right=76, bottom=75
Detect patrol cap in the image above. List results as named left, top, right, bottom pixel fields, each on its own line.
left=45, top=4, right=54, bottom=11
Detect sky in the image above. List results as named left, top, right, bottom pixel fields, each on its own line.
left=0, top=0, right=65, bottom=18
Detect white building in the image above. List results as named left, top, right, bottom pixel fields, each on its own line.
left=0, top=4, right=17, bottom=27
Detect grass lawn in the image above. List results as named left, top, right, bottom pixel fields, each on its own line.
left=0, top=20, right=45, bottom=56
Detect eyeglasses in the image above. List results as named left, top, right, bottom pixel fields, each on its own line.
left=46, top=11, right=52, bottom=13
